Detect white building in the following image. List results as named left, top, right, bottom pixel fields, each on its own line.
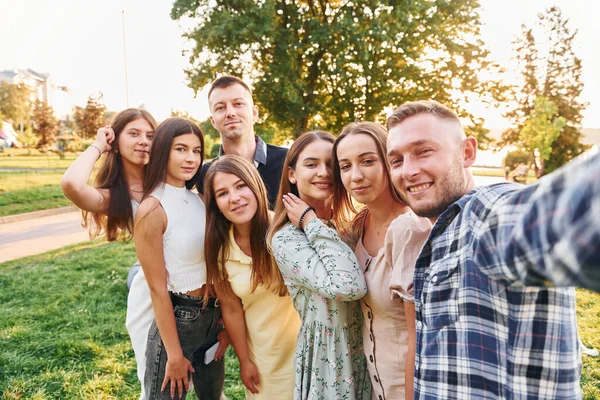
left=0, top=68, right=73, bottom=119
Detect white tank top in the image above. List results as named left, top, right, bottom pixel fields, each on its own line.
left=132, top=199, right=139, bottom=218
left=149, top=183, right=207, bottom=293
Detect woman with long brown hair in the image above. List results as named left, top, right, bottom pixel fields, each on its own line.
left=333, top=122, right=431, bottom=399
left=203, top=155, right=300, bottom=399
left=61, top=108, right=157, bottom=399
left=267, top=131, right=371, bottom=400
left=134, top=117, right=226, bottom=400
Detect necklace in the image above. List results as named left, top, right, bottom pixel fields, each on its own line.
left=173, top=186, right=189, bottom=204
left=129, top=187, right=143, bottom=194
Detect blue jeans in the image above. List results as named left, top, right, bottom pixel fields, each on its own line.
left=144, top=294, right=224, bottom=399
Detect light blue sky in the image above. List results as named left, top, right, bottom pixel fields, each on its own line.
left=1, top=0, right=598, bottom=127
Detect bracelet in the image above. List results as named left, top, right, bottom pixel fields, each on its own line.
left=298, top=206, right=315, bottom=230
left=89, top=144, right=102, bottom=157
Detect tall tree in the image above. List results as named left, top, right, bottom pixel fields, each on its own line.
left=171, top=0, right=507, bottom=144
left=0, top=82, right=31, bottom=130
left=73, top=95, right=107, bottom=139
left=502, top=6, right=589, bottom=174
left=519, top=96, right=565, bottom=177
left=32, top=100, right=59, bottom=149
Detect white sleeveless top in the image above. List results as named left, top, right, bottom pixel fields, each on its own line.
left=132, top=199, right=139, bottom=218
left=149, top=183, right=207, bottom=293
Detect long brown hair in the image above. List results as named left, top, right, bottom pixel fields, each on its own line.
left=204, top=155, right=287, bottom=296
left=142, top=117, right=205, bottom=200
left=267, top=131, right=350, bottom=250
left=332, top=121, right=405, bottom=243
left=83, top=108, right=157, bottom=241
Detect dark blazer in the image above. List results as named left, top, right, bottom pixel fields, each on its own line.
left=196, top=143, right=288, bottom=209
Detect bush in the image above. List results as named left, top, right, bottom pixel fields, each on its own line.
left=209, top=143, right=221, bottom=159
left=504, top=150, right=532, bottom=171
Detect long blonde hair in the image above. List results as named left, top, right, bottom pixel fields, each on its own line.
left=204, top=155, right=287, bottom=296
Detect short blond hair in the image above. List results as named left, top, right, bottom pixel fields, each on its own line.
left=387, top=100, right=460, bottom=130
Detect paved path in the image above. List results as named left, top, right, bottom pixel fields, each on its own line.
left=0, top=175, right=506, bottom=264
left=0, top=211, right=90, bottom=264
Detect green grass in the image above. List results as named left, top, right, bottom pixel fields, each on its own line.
left=0, top=148, right=76, bottom=169
left=0, top=185, right=72, bottom=217
left=1, top=241, right=598, bottom=398
left=0, top=241, right=245, bottom=400
left=0, top=171, right=74, bottom=217
left=0, top=171, right=65, bottom=192
left=578, top=289, right=600, bottom=399
left=0, top=155, right=75, bottom=169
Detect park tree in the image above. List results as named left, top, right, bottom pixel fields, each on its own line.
left=519, top=96, right=565, bottom=177
left=73, top=95, right=107, bottom=139
left=171, top=0, right=507, bottom=145
left=0, top=82, right=31, bottom=131
left=32, top=100, right=59, bottom=149
left=501, top=6, right=589, bottom=175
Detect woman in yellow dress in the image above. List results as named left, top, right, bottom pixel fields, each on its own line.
left=204, top=155, right=301, bottom=399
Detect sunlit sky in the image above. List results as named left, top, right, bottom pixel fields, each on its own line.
left=1, top=0, right=599, bottom=128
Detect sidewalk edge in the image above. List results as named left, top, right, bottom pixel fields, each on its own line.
left=0, top=206, right=78, bottom=225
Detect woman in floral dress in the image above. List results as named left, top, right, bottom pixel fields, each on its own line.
left=267, top=131, right=372, bottom=400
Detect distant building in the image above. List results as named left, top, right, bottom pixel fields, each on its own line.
left=0, top=68, right=72, bottom=119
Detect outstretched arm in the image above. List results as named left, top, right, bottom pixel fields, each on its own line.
left=475, top=152, right=600, bottom=291
left=61, top=127, right=113, bottom=213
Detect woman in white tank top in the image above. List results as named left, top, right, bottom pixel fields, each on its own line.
left=134, top=118, right=228, bottom=400
left=61, top=109, right=157, bottom=399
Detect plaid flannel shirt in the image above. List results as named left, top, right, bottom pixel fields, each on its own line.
left=413, top=151, right=600, bottom=399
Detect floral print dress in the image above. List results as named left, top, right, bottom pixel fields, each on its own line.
left=271, top=218, right=372, bottom=400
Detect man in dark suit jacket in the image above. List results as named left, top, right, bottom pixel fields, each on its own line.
left=128, top=76, right=287, bottom=289
left=196, top=76, right=287, bottom=208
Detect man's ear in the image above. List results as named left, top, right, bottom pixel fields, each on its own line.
left=252, top=105, right=259, bottom=122
left=288, top=168, right=296, bottom=185
left=462, top=137, right=478, bottom=168
left=209, top=115, right=216, bottom=129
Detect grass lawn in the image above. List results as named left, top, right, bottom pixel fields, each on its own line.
left=0, top=241, right=245, bottom=400
left=578, top=289, right=600, bottom=398
left=0, top=172, right=72, bottom=217
left=1, top=241, right=599, bottom=398
left=0, top=148, right=76, bottom=169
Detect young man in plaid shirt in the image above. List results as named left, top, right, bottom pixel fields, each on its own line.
left=386, top=100, right=599, bottom=399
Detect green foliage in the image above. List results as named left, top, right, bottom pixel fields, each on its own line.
left=17, top=125, right=39, bottom=153
left=32, top=100, right=59, bottom=149
left=209, top=142, right=221, bottom=159
left=502, top=7, right=590, bottom=175
left=198, top=118, right=220, bottom=139
left=503, top=150, right=532, bottom=171
left=203, top=134, right=215, bottom=159
left=519, top=96, right=565, bottom=177
left=0, top=241, right=246, bottom=399
left=171, top=0, right=507, bottom=145
left=0, top=82, right=31, bottom=127
left=73, top=95, right=107, bottom=139
left=170, top=109, right=202, bottom=127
